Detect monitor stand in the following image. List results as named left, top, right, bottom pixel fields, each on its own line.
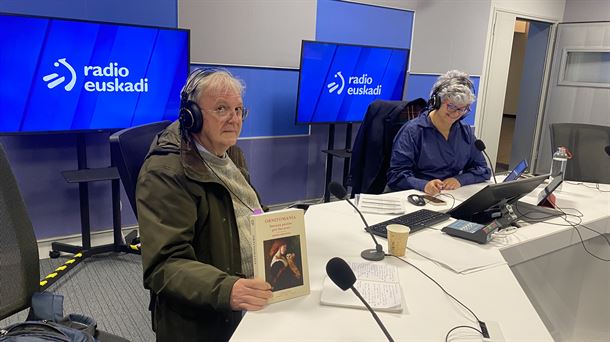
left=466, top=201, right=561, bottom=230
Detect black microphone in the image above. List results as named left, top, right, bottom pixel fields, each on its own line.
left=328, top=182, right=385, bottom=261
left=605, top=145, right=610, bottom=156
left=326, top=257, right=394, bottom=342
left=474, top=139, right=497, bottom=184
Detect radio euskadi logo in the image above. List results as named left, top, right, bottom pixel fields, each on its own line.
left=326, top=71, right=382, bottom=96
left=42, top=58, right=149, bottom=93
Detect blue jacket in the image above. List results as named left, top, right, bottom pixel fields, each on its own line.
left=387, top=112, right=490, bottom=191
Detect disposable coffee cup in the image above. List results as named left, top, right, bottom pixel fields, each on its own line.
left=387, top=224, right=410, bottom=257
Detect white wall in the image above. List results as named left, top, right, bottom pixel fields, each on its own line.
left=348, top=0, right=491, bottom=75
left=563, top=0, right=610, bottom=22
left=178, top=0, right=316, bottom=67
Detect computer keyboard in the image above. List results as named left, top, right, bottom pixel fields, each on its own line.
left=367, top=209, right=450, bottom=238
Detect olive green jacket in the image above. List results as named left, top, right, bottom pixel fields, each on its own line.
left=136, top=121, right=257, bottom=341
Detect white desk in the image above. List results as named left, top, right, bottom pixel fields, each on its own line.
left=232, top=181, right=610, bottom=341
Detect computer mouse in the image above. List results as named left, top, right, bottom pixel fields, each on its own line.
left=407, top=194, right=426, bottom=206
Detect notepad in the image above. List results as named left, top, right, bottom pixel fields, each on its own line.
left=355, top=194, right=406, bottom=214
left=320, top=261, right=403, bottom=313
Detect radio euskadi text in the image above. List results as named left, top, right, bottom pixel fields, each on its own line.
left=83, top=62, right=149, bottom=93
left=347, top=74, right=382, bottom=95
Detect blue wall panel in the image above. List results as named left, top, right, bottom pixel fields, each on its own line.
left=316, top=0, right=412, bottom=49
left=196, top=65, right=309, bottom=138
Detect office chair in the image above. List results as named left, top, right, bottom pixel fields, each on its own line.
left=109, top=120, right=171, bottom=247
left=550, top=123, right=610, bottom=184
left=0, top=144, right=40, bottom=320
left=0, top=144, right=129, bottom=341
left=109, top=120, right=171, bottom=218
left=349, top=98, right=427, bottom=195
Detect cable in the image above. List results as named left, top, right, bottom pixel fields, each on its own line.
left=565, top=181, right=610, bottom=192
left=389, top=254, right=485, bottom=340
left=445, top=325, right=483, bottom=342
left=512, top=203, right=609, bottom=261
left=438, top=193, right=456, bottom=210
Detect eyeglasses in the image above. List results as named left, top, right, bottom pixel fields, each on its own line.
left=206, top=104, right=249, bottom=120
left=446, top=103, right=470, bottom=115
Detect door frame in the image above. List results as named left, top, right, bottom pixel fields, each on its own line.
left=476, top=7, right=559, bottom=170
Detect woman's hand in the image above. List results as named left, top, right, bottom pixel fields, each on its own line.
left=424, top=179, right=444, bottom=195
left=442, top=177, right=461, bottom=190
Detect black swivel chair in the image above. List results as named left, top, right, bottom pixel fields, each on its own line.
left=550, top=123, right=610, bottom=184
left=0, top=144, right=40, bottom=321
left=349, top=98, right=427, bottom=195
left=0, top=144, right=128, bottom=341
left=109, top=120, right=171, bottom=220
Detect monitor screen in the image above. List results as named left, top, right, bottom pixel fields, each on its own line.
left=448, top=174, right=548, bottom=223
left=0, top=13, right=189, bottom=134
left=503, top=159, right=528, bottom=182
left=295, top=40, right=409, bottom=125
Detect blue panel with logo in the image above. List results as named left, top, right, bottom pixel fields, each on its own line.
left=295, top=40, right=409, bottom=124
left=0, top=13, right=188, bottom=134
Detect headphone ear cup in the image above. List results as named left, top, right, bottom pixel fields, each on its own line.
left=428, top=93, right=441, bottom=110
left=179, top=100, right=204, bottom=133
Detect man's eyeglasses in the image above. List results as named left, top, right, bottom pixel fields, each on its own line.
left=446, top=103, right=470, bottom=115
left=207, top=105, right=249, bottom=120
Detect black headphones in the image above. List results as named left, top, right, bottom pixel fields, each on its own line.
left=427, top=76, right=475, bottom=112
left=179, top=68, right=215, bottom=134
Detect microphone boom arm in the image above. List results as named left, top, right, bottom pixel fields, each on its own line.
left=344, top=198, right=383, bottom=251
left=351, top=286, right=395, bottom=342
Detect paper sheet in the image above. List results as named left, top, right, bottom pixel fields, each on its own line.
left=408, top=229, right=506, bottom=274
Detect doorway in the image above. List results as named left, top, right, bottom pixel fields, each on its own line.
left=496, top=19, right=553, bottom=172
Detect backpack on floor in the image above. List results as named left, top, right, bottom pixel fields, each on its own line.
left=0, top=293, right=96, bottom=342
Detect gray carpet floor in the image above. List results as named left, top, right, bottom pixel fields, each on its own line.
left=0, top=252, right=154, bottom=342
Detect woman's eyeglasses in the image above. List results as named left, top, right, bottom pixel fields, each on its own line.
left=446, top=103, right=470, bottom=115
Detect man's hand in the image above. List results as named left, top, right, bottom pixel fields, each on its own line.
left=424, top=179, right=444, bottom=195
left=442, top=177, right=461, bottom=190
left=230, top=278, right=272, bottom=311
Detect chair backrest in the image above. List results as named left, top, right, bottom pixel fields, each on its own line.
left=349, top=98, right=427, bottom=195
left=0, top=144, right=40, bottom=320
left=550, top=123, right=610, bottom=184
left=109, top=120, right=171, bottom=217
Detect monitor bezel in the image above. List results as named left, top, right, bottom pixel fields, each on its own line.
left=448, top=174, right=549, bottom=223
left=0, top=12, right=190, bottom=136
left=294, top=39, right=409, bottom=126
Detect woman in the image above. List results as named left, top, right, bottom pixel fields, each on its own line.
left=386, top=70, right=491, bottom=195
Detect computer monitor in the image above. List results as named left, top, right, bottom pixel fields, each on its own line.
left=295, top=40, right=409, bottom=124
left=503, top=159, right=528, bottom=182
left=0, top=12, right=189, bottom=134
left=448, top=174, right=548, bottom=224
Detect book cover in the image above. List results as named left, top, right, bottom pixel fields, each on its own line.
left=320, top=261, right=403, bottom=313
left=250, top=208, right=310, bottom=304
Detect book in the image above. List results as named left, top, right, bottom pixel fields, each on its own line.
left=320, top=261, right=403, bottom=313
left=250, top=208, right=310, bottom=304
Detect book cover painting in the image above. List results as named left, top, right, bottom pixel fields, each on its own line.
left=250, top=208, right=310, bottom=304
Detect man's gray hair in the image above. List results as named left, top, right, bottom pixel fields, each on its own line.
left=182, top=68, right=245, bottom=103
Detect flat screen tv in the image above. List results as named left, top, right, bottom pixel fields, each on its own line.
left=295, top=40, right=409, bottom=125
left=0, top=13, right=189, bottom=134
